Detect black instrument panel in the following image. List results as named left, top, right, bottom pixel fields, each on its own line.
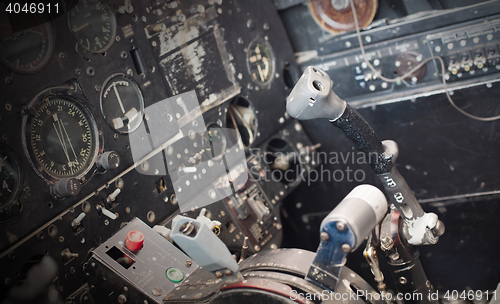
left=0, top=0, right=304, bottom=301
left=2, top=0, right=498, bottom=300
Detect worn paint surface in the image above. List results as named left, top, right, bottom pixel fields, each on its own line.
left=152, top=7, right=240, bottom=112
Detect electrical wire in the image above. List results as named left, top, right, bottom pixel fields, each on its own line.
left=348, top=0, right=500, bottom=121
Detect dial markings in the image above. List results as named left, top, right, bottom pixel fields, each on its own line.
left=30, top=98, right=96, bottom=178
left=68, top=0, right=116, bottom=53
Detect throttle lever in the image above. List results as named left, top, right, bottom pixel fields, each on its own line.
left=287, top=66, right=444, bottom=246
left=286, top=66, right=346, bottom=121
left=287, top=66, right=392, bottom=174
left=307, top=185, right=388, bottom=292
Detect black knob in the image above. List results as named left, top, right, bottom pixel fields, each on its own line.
left=52, top=178, right=81, bottom=198
left=98, top=151, right=120, bottom=170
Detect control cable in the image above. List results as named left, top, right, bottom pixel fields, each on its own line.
left=348, top=0, right=500, bottom=121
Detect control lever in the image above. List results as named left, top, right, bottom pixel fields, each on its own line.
left=170, top=213, right=243, bottom=283
left=286, top=66, right=444, bottom=246
left=306, top=184, right=387, bottom=292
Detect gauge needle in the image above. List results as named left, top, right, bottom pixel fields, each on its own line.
left=60, top=118, right=79, bottom=168
left=257, top=64, right=265, bottom=82
left=262, top=57, right=270, bottom=79
left=53, top=120, right=71, bottom=165
left=72, top=22, right=89, bottom=33
left=113, top=84, right=126, bottom=114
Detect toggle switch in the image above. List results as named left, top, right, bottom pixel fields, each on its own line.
left=153, top=23, right=166, bottom=32
left=108, top=189, right=121, bottom=202
left=71, top=212, right=86, bottom=229
left=180, top=166, right=197, bottom=173
left=61, top=247, right=79, bottom=261
left=118, top=0, right=133, bottom=13
left=96, top=205, right=117, bottom=220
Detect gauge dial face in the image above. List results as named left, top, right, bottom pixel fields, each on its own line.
left=0, top=8, right=55, bottom=74
left=68, top=0, right=116, bottom=53
left=30, top=98, right=97, bottom=178
left=101, top=74, right=145, bottom=134
left=247, top=39, right=275, bottom=85
left=0, top=144, right=22, bottom=209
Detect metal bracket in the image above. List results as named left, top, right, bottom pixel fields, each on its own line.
left=306, top=220, right=355, bottom=291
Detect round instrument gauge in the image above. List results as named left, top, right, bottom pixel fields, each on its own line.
left=68, top=0, right=116, bottom=53
left=101, top=74, right=144, bottom=134
left=0, top=8, right=55, bottom=74
left=0, top=144, right=23, bottom=210
left=308, top=0, right=378, bottom=35
left=27, top=97, right=98, bottom=179
left=246, top=39, right=275, bottom=85
left=202, top=124, right=227, bottom=160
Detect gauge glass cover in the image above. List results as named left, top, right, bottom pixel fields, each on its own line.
left=68, top=0, right=117, bottom=53
left=0, top=7, right=55, bottom=74
left=246, top=39, right=275, bottom=85
left=29, top=97, right=97, bottom=178
left=101, top=74, right=145, bottom=134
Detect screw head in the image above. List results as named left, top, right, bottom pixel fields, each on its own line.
left=185, top=260, right=192, bottom=267
left=336, top=221, right=346, bottom=231
left=320, top=232, right=329, bottom=242
left=151, top=287, right=162, bottom=296
left=224, top=269, right=233, bottom=276
left=341, top=244, right=351, bottom=253
left=117, top=295, right=127, bottom=304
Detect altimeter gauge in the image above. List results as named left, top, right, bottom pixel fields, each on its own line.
left=27, top=96, right=98, bottom=179
left=68, top=0, right=117, bottom=53
left=100, top=74, right=145, bottom=134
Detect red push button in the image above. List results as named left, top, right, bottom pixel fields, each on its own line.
left=126, top=230, right=144, bottom=251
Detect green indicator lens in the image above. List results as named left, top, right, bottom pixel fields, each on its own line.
left=166, top=267, right=184, bottom=283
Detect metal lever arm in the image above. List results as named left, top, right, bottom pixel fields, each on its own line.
left=286, top=66, right=392, bottom=174
left=306, top=185, right=387, bottom=292
left=287, top=66, right=444, bottom=245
